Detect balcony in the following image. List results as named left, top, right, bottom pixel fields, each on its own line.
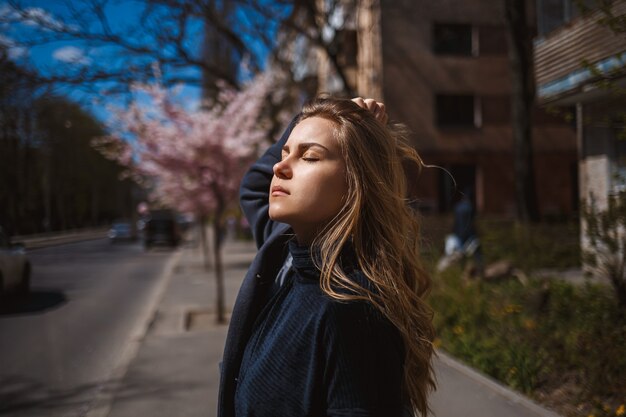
left=534, top=0, right=626, bottom=104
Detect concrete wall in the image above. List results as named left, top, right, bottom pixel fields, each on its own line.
left=579, top=99, right=626, bottom=209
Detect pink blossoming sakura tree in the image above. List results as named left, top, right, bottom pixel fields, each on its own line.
left=94, top=72, right=274, bottom=323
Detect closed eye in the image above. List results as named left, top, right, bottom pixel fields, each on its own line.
left=302, top=150, right=321, bottom=162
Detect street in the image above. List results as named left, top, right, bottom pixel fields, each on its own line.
left=0, top=238, right=178, bottom=417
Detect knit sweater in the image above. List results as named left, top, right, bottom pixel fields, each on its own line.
left=233, top=240, right=407, bottom=417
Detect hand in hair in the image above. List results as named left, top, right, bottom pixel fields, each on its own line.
left=351, top=97, right=388, bottom=125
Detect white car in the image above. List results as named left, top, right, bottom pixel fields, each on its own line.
left=0, top=227, right=30, bottom=297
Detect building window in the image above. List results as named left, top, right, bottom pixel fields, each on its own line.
left=433, top=23, right=475, bottom=56
left=436, top=94, right=481, bottom=128
left=536, top=0, right=596, bottom=37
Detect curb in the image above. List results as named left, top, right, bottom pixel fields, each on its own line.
left=83, top=248, right=184, bottom=417
left=17, top=229, right=109, bottom=250
left=436, top=351, right=564, bottom=417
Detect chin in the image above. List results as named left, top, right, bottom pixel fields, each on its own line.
left=268, top=206, right=286, bottom=222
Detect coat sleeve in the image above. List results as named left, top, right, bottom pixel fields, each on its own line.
left=239, top=116, right=298, bottom=249
left=322, top=301, right=407, bottom=417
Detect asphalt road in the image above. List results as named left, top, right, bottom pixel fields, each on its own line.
left=0, top=238, right=177, bottom=417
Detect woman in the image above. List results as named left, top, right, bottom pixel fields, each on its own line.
left=218, top=97, right=435, bottom=417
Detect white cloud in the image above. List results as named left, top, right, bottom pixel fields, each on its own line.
left=8, top=46, right=28, bottom=59
left=0, top=4, right=18, bottom=20
left=0, top=35, right=29, bottom=60
left=21, top=7, right=72, bottom=31
left=53, top=46, right=91, bottom=65
left=0, top=5, right=75, bottom=31
left=0, top=35, right=30, bottom=60
left=0, top=34, right=15, bottom=47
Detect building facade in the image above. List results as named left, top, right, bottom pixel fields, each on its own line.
left=317, top=0, right=579, bottom=217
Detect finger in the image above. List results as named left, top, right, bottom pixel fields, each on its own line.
left=369, top=101, right=387, bottom=124
left=363, top=98, right=378, bottom=112
left=351, top=97, right=366, bottom=109
left=352, top=97, right=388, bottom=124
left=365, top=99, right=384, bottom=118
left=376, top=102, right=388, bottom=124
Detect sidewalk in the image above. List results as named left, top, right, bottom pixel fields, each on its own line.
left=103, top=237, right=564, bottom=417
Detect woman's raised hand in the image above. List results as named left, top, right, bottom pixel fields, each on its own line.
left=351, top=97, right=388, bottom=125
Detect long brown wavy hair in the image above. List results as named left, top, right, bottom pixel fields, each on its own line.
left=297, top=97, right=436, bottom=416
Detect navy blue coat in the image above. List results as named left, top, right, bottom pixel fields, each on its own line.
left=217, top=119, right=296, bottom=417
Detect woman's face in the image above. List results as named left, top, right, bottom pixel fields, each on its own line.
left=269, top=117, right=348, bottom=243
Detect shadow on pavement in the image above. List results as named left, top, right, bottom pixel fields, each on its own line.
left=0, top=375, right=97, bottom=416
left=0, top=291, right=67, bottom=316
left=0, top=374, right=204, bottom=416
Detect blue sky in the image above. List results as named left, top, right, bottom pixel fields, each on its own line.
left=1, top=0, right=277, bottom=122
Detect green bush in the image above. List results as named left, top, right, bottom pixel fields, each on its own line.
left=478, top=219, right=581, bottom=271
left=582, top=191, right=626, bottom=308
left=429, top=267, right=626, bottom=416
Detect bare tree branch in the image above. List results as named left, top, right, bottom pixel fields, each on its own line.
left=3, top=0, right=360, bottom=103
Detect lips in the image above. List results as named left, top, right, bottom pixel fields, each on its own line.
left=271, top=185, right=290, bottom=196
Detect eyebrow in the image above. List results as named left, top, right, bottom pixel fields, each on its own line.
left=282, top=142, right=330, bottom=153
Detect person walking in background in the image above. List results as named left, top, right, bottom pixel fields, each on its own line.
left=453, top=189, right=478, bottom=252
left=217, top=97, right=436, bottom=417
left=438, top=188, right=483, bottom=276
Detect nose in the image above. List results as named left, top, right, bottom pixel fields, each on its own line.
left=273, top=159, right=292, bottom=179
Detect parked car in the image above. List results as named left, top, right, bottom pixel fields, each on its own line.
left=143, top=217, right=181, bottom=249
left=0, top=226, right=30, bottom=297
left=108, top=221, right=137, bottom=243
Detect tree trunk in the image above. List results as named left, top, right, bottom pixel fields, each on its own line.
left=42, top=149, right=52, bottom=232
left=504, top=0, right=540, bottom=223
left=611, top=255, right=626, bottom=309
left=212, top=215, right=226, bottom=324
left=199, top=216, right=212, bottom=271
left=614, top=274, right=626, bottom=309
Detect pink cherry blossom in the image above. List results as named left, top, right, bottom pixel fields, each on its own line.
left=96, top=72, right=273, bottom=218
